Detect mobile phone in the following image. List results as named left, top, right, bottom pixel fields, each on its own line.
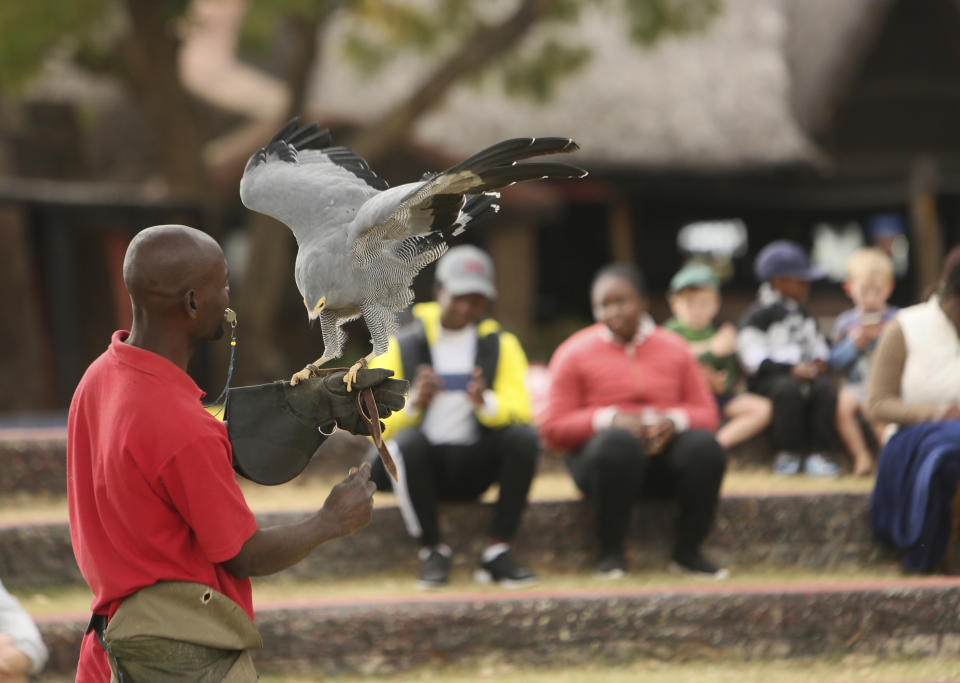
left=861, top=312, right=884, bottom=326
left=437, top=373, right=472, bottom=391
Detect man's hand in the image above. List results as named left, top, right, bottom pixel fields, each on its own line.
left=466, top=367, right=487, bottom=407
left=224, top=462, right=379, bottom=578
left=791, top=361, right=821, bottom=381
left=409, top=365, right=442, bottom=411
left=852, top=322, right=884, bottom=349
left=611, top=411, right=645, bottom=440
left=320, top=462, right=377, bottom=539
left=610, top=411, right=674, bottom=455
left=709, top=323, right=739, bottom=358
left=0, top=633, right=32, bottom=678
left=643, top=417, right=675, bottom=455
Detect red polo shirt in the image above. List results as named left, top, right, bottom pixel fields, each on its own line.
left=68, top=331, right=259, bottom=682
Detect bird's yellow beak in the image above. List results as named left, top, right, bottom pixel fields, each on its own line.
left=304, top=296, right=326, bottom=316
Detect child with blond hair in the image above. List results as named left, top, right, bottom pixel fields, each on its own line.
left=829, top=247, right=898, bottom=476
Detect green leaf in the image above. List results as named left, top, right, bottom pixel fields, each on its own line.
left=501, top=39, right=592, bottom=103
left=622, top=0, right=723, bottom=46
left=0, top=0, right=114, bottom=91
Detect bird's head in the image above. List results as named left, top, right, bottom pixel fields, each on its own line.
left=303, top=295, right=326, bottom=321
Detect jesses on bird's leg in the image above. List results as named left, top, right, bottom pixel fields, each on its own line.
left=290, top=356, right=333, bottom=386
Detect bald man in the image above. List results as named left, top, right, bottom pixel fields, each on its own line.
left=67, top=225, right=400, bottom=682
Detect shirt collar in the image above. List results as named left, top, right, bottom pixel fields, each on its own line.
left=107, top=330, right=205, bottom=399
left=599, top=313, right=656, bottom=351
left=759, top=282, right=799, bottom=311
left=438, top=323, right=477, bottom=340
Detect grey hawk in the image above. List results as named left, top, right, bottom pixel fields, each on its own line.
left=239, top=119, right=586, bottom=389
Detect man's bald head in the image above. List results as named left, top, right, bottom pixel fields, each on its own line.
left=123, top=225, right=224, bottom=311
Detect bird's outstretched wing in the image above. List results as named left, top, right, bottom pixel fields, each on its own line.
left=349, top=137, right=586, bottom=255
left=239, top=120, right=389, bottom=243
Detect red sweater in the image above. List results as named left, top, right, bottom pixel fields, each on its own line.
left=540, top=322, right=720, bottom=452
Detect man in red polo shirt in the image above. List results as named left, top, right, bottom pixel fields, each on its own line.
left=68, top=225, right=401, bottom=681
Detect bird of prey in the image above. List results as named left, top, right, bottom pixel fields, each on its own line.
left=240, top=119, right=586, bottom=390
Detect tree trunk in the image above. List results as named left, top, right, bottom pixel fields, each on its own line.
left=909, top=156, right=943, bottom=299
left=0, top=207, right=57, bottom=410
left=349, top=0, right=555, bottom=164
left=120, top=0, right=209, bottom=196
left=234, top=10, right=326, bottom=383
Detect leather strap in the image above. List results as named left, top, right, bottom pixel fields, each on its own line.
left=357, top=387, right=398, bottom=482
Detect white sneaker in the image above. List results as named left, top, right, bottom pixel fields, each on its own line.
left=804, top=453, right=839, bottom=477
left=772, top=451, right=802, bottom=476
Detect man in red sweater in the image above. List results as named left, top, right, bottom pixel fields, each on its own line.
left=540, top=263, right=728, bottom=579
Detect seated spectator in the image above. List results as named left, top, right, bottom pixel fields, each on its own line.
left=665, top=263, right=772, bottom=450
left=368, top=246, right=539, bottom=589
left=540, top=263, right=728, bottom=580
left=738, top=240, right=855, bottom=477
left=828, top=248, right=898, bottom=476
left=0, top=579, right=48, bottom=682
left=867, top=246, right=960, bottom=573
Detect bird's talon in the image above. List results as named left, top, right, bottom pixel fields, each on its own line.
left=342, top=359, right=367, bottom=393
left=290, top=368, right=312, bottom=386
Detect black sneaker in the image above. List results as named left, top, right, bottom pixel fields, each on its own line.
left=417, top=545, right=451, bottom=589
left=474, top=549, right=537, bottom=588
left=594, top=552, right=627, bottom=580
left=669, top=550, right=729, bottom=580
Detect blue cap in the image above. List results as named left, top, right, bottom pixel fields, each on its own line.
left=754, top=240, right=826, bottom=281
left=867, top=213, right=904, bottom=241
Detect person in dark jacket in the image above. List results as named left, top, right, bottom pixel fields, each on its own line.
left=737, top=240, right=840, bottom=477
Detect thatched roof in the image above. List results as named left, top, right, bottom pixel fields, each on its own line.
left=16, top=0, right=897, bottom=175
left=307, top=0, right=892, bottom=170
left=783, top=0, right=895, bottom=134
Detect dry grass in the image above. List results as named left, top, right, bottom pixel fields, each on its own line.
left=39, top=655, right=960, bottom=683
left=0, top=468, right=874, bottom=526
left=280, top=656, right=960, bottom=683
left=257, top=656, right=960, bottom=683
left=14, top=564, right=906, bottom=618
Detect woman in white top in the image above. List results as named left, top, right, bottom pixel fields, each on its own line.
left=866, top=246, right=960, bottom=572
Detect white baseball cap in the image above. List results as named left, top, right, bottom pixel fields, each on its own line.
left=435, top=245, right=497, bottom=299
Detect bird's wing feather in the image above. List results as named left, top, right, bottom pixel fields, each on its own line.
left=349, top=137, right=585, bottom=253
left=239, top=121, right=388, bottom=243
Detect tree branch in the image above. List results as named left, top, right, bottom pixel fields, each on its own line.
left=119, top=0, right=209, bottom=196
left=349, top=0, right=555, bottom=164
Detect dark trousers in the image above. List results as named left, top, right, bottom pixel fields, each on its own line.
left=751, top=374, right=836, bottom=454
left=566, top=429, right=726, bottom=557
left=369, top=424, right=539, bottom=547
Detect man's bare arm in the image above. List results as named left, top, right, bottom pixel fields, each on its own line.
left=223, top=463, right=376, bottom=578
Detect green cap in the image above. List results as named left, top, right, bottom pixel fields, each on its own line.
left=669, top=263, right=718, bottom=294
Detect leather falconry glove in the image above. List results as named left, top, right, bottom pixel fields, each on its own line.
left=226, top=368, right=408, bottom=485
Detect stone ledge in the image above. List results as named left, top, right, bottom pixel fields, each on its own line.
left=0, top=428, right=842, bottom=496
left=33, top=578, right=960, bottom=677
left=0, top=491, right=895, bottom=590
left=0, top=439, right=67, bottom=495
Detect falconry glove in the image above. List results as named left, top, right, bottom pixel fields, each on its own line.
left=225, top=369, right=408, bottom=485
left=308, top=368, right=408, bottom=436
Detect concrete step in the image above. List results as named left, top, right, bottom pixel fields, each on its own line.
left=32, top=576, right=960, bottom=678
left=0, top=425, right=819, bottom=496
left=0, top=490, right=894, bottom=590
